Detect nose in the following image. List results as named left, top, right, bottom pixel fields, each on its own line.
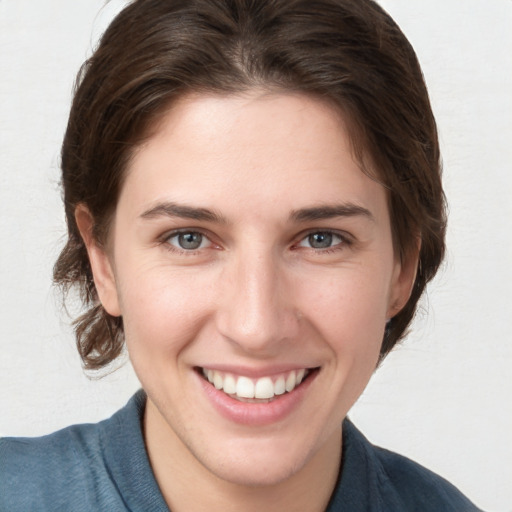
left=215, top=247, right=300, bottom=355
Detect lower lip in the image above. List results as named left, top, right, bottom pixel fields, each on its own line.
left=197, top=370, right=318, bottom=426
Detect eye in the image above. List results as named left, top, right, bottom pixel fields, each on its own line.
left=298, top=231, right=345, bottom=250
left=166, top=231, right=211, bottom=251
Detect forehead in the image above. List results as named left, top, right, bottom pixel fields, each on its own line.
left=121, top=91, right=388, bottom=222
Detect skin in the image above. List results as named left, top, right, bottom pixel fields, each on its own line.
left=77, top=91, right=417, bottom=512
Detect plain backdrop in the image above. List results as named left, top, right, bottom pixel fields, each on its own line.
left=0, top=1, right=511, bottom=510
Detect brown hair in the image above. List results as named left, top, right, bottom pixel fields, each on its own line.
left=54, top=0, right=446, bottom=370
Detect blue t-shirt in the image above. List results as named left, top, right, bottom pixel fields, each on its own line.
left=0, top=390, right=482, bottom=511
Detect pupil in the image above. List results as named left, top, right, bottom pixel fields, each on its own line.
left=179, top=232, right=202, bottom=250
left=309, top=232, right=332, bottom=249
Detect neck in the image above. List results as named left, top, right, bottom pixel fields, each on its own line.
left=143, top=399, right=342, bottom=512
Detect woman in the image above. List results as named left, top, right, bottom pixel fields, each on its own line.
left=0, top=0, right=483, bottom=510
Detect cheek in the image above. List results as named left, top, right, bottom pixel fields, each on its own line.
left=297, top=267, right=389, bottom=352
left=117, top=265, right=215, bottom=354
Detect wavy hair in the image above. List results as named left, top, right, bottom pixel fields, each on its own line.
left=54, top=0, right=446, bottom=369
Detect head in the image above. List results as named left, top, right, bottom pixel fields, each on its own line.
left=55, top=0, right=445, bottom=370
left=54, top=0, right=447, bottom=489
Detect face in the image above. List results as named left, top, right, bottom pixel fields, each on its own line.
left=81, top=92, right=415, bottom=487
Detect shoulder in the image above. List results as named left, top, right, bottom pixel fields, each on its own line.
left=373, top=444, right=482, bottom=511
left=0, top=391, right=151, bottom=512
left=0, top=421, right=102, bottom=511
left=331, top=419, right=483, bottom=512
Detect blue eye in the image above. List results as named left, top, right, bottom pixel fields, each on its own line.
left=299, top=231, right=344, bottom=250
left=167, top=231, right=209, bottom=250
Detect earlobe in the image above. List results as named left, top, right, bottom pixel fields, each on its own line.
left=75, top=204, right=121, bottom=317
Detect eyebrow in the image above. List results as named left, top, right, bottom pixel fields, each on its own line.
left=140, top=201, right=226, bottom=223
left=140, top=200, right=374, bottom=224
left=290, top=203, right=375, bottom=223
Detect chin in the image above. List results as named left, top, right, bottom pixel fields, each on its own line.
left=189, top=433, right=314, bottom=487
left=207, top=453, right=305, bottom=488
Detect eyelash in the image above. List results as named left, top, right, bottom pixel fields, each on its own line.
left=160, top=229, right=352, bottom=255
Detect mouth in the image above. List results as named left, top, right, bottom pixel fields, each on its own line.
left=197, top=367, right=319, bottom=403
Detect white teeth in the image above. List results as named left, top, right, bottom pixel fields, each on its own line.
left=285, top=372, right=296, bottom=392
left=254, top=377, right=274, bottom=399
left=236, top=376, right=255, bottom=398
left=274, top=376, right=286, bottom=395
left=203, top=368, right=311, bottom=400
left=223, top=374, right=237, bottom=394
left=213, top=371, right=223, bottom=390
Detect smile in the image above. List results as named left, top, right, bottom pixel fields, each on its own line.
left=200, top=368, right=314, bottom=402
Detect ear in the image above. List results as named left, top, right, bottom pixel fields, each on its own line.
left=75, top=204, right=121, bottom=317
left=387, top=240, right=420, bottom=319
